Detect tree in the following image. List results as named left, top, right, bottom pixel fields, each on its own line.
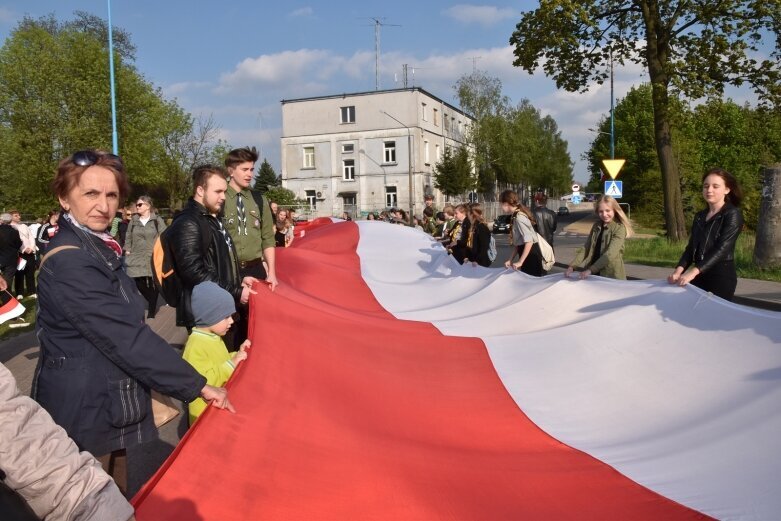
left=586, top=84, right=780, bottom=229
left=0, top=13, right=216, bottom=214
left=510, top=1, right=781, bottom=240
left=160, top=113, right=223, bottom=209
left=265, top=186, right=303, bottom=208
left=454, top=72, right=573, bottom=197
left=433, top=146, right=474, bottom=198
left=254, top=159, right=280, bottom=193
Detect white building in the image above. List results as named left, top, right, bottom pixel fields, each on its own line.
left=280, top=87, right=473, bottom=218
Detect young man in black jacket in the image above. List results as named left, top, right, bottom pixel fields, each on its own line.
left=532, top=195, right=558, bottom=248
left=167, top=165, right=259, bottom=330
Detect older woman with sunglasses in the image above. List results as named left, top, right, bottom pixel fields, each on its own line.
left=125, top=195, right=166, bottom=318
left=33, top=149, right=234, bottom=495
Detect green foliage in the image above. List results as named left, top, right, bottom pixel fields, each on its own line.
left=586, top=84, right=780, bottom=230
left=454, top=72, right=573, bottom=196
left=433, top=146, right=474, bottom=197
left=264, top=186, right=302, bottom=208
left=509, top=0, right=781, bottom=239
left=0, top=13, right=221, bottom=215
left=254, top=158, right=280, bottom=193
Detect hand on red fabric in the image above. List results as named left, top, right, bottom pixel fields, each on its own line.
left=200, top=385, right=235, bottom=413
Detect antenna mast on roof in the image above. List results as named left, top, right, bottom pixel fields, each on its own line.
left=369, top=17, right=400, bottom=90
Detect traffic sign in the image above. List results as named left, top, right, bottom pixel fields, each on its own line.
left=571, top=195, right=582, bottom=204
left=571, top=183, right=580, bottom=192
left=604, top=180, right=623, bottom=198
left=601, top=159, right=626, bottom=179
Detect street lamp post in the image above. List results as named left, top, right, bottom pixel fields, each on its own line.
left=609, top=49, right=615, bottom=159
left=381, top=110, right=414, bottom=226
left=107, top=0, right=119, bottom=154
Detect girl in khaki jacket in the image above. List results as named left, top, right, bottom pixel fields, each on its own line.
left=565, top=195, right=633, bottom=280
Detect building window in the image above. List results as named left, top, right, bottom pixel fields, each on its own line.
left=444, top=113, right=450, bottom=131
left=343, top=159, right=355, bottom=181
left=342, top=143, right=354, bottom=154
left=305, top=190, right=317, bottom=210
left=383, top=141, right=396, bottom=164
left=343, top=194, right=356, bottom=207
left=433, top=108, right=439, bottom=127
left=303, top=146, right=315, bottom=169
left=422, top=103, right=428, bottom=121
left=385, top=186, right=397, bottom=207
left=340, top=106, right=355, bottom=124
left=424, top=139, right=430, bottom=164
left=435, top=144, right=441, bottom=162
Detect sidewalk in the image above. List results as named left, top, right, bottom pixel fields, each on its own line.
left=560, top=217, right=781, bottom=312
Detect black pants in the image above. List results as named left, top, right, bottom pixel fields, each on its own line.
left=13, top=252, right=36, bottom=296
left=692, top=261, right=738, bottom=301
left=134, top=276, right=159, bottom=318
left=516, top=244, right=545, bottom=277
left=1, top=266, right=17, bottom=292
left=230, top=260, right=268, bottom=350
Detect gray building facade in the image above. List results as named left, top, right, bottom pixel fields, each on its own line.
left=280, top=87, right=472, bottom=218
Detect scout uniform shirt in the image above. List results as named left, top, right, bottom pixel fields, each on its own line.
left=222, top=185, right=276, bottom=263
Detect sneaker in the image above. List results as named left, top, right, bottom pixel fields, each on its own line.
left=29, top=294, right=37, bottom=299
left=16, top=295, right=23, bottom=300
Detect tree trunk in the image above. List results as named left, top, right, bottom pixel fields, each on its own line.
left=754, top=164, right=781, bottom=268
left=642, top=0, right=688, bottom=240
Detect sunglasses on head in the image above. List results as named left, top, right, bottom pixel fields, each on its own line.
left=72, top=150, right=123, bottom=167
left=136, top=202, right=145, bottom=207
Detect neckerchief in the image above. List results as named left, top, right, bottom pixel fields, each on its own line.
left=63, top=212, right=123, bottom=258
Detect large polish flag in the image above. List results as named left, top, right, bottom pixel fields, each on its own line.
left=132, top=220, right=781, bottom=521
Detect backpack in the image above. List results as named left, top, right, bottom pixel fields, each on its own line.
left=535, top=232, right=555, bottom=271
left=151, top=213, right=211, bottom=307
left=488, top=235, right=497, bottom=262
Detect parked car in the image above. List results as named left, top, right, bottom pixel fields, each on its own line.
left=557, top=206, right=570, bottom=216
left=492, top=214, right=512, bottom=234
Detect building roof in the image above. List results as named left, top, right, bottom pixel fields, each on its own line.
left=281, top=87, right=473, bottom=120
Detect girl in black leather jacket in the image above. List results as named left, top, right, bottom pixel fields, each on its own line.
left=668, top=168, right=743, bottom=301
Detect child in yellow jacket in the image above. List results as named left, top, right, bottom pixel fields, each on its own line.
left=182, top=281, right=250, bottom=425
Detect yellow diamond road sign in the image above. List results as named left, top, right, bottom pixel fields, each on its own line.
left=601, top=159, right=625, bottom=180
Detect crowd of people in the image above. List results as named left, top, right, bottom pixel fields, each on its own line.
left=0, top=153, right=745, bottom=520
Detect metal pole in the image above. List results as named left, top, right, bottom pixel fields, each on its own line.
left=107, top=0, right=119, bottom=154
left=610, top=49, right=615, bottom=160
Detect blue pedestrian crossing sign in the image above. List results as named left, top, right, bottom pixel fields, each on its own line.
left=604, top=180, right=623, bottom=198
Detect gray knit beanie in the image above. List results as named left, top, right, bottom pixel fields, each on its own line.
left=191, top=281, right=236, bottom=327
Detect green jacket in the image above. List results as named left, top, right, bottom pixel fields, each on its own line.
left=570, top=220, right=627, bottom=280
left=222, top=185, right=275, bottom=263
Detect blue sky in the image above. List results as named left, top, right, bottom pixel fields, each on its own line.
left=0, top=1, right=759, bottom=184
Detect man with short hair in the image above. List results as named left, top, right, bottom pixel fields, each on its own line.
left=424, top=194, right=437, bottom=214
left=9, top=210, right=37, bottom=298
left=167, top=165, right=259, bottom=330
left=532, top=194, right=558, bottom=248
left=222, top=147, right=277, bottom=288
left=0, top=213, right=21, bottom=290
left=221, top=147, right=277, bottom=347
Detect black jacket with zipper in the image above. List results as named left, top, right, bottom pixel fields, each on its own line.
left=167, top=198, right=242, bottom=328
left=677, top=203, right=743, bottom=273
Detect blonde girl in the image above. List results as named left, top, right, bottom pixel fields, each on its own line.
left=565, top=195, right=633, bottom=280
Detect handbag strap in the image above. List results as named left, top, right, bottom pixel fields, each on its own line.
left=38, top=245, right=79, bottom=271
